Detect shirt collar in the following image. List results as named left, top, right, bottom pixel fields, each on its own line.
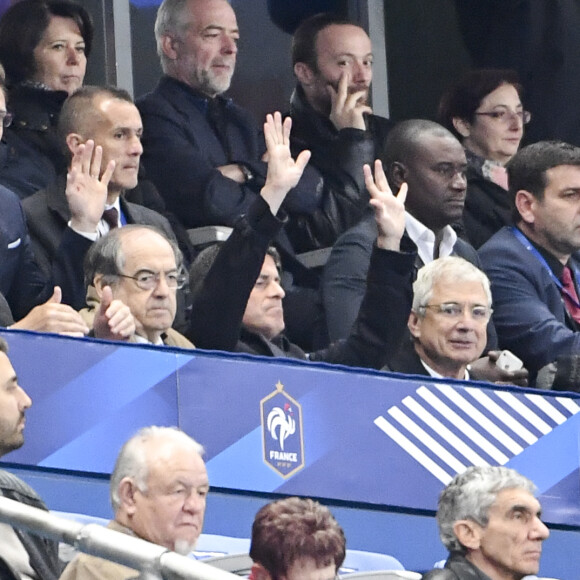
left=421, top=358, right=469, bottom=380
left=405, top=212, right=457, bottom=264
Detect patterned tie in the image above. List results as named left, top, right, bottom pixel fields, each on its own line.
left=102, top=207, right=119, bottom=230
left=561, top=266, right=580, bottom=324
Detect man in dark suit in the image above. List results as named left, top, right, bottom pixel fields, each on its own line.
left=479, top=141, right=580, bottom=389
left=22, top=86, right=177, bottom=311
left=386, top=256, right=492, bottom=380
left=0, top=336, right=62, bottom=580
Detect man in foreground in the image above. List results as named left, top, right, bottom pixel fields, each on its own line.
left=422, top=466, right=549, bottom=580
left=385, top=257, right=493, bottom=380
left=249, top=497, right=346, bottom=580
left=60, top=426, right=209, bottom=579
left=0, top=336, right=61, bottom=579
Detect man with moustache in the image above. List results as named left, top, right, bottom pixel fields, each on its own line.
left=22, top=86, right=177, bottom=310
left=422, top=466, right=549, bottom=580
left=60, top=427, right=209, bottom=579
left=286, top=12, right=394, bottom=252
left=0, top=337, right=62, bottom=579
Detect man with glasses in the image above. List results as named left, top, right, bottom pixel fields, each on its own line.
left=385, top=256, right=492, bottom=380
left=83, top=224, right=192, bottom=347
left=60, top=427, right=209, bottom=579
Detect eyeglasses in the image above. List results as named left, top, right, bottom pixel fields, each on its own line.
left=118, top=269, right=187, bottom=290
left=474, top=110, right=531, bottom=125
left=419, top=302, right=493, bottom=321
left=0, top=111, right=13, bottom=128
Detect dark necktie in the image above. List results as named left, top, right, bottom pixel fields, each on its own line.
left=206, top=98, right=232, bottom=159
left=102, top=207, right=119, bottom=230
left=561, top=265, right=580, bottom=324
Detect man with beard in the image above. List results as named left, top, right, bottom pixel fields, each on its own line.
left=286, top=13, right=394, bottom=252
left=0, top=337, right=62, bottom=579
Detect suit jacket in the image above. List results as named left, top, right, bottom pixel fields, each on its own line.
left=0, top=184, right=50, bottom=320
left=137, top=75, right=322, bottom=231
left=188, top=196, right=415, bottom=369
left=479, top=226, right=580, bottom=375
left=322, top=210, right=485, bottom=343
left=384, top=339, right=430, bottom=377
left=22, top=175, right=177, bottom=309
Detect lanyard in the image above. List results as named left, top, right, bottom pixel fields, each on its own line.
left=510, top=226, right=580, bottom=308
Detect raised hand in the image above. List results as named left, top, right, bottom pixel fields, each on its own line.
left=93, top=286, right=136, bottom=342
left=328, top=72, right=372, bottom=131
left=11, top=286, right=89, bottom=336
left=364, top=160, right=407, bottom=251
left=260, top=112, right=311, bottom=215
left=66, top=139, right=116, bottom=233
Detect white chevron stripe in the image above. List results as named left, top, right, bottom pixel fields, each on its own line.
left=525, top=394, right=567, bottom=424
left=403, top=396, right=488, bottom=466
left=464, top=387, right=537, bottom=445
left=388, top=407, right=467, bottom=473
left=374, top=416, right=452, bottom=484
left=556, top=397, right=580, bottom=414
left=435, top=384, right=523, bottom=454
left=418, top=387, right=509, bottom=464
left=495, top=392, right=551, bottom=434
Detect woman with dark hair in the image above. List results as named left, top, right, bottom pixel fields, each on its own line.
left=0, top=0, right=93, bottom=199
left=439, top=69, right=529, bottom=248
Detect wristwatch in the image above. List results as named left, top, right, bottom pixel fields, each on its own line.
left=240, top=164, right=254, bottom=183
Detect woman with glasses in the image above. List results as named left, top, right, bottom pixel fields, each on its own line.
left=0, top=0, right=93, bottom=200
left=438, top=69, right=529, bottom=249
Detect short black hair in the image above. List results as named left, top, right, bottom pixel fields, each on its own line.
left=0, top=0, right=93, bottom=86
left=291, top=12, right=361, bottom=70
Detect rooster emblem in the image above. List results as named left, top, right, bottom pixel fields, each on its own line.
left=267, top=403, right=296, bottom=451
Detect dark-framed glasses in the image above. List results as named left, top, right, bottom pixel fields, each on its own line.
left=118, top=268, right=187, bottom=290
left=474, top=110, right=531, bottom=125
left=420, top=302, right=493, bottom=321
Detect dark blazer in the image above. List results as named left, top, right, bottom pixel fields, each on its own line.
left=479, top=226, right=580, bottom=374
left=0, top=184, right=49, bottom=320
left=188, top=196, right=415, bottom=370
left=384, top=339, right=430, bottom=377
left=137, top=75, right=322, bottom=231
left=22, top=175, right=177, bottom=309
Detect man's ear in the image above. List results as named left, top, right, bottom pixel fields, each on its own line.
left=161, top=34, right=179, bottom=60
left=453, top=519, right=482, bottom=551
left=250, top=563, right=272, bottom=580
left=65, top=133, right=84, bottom=157
left=452, top=117, right=471, bottom=139
left=294, top=62, right=314, bottom=86
left=407, top=310, right=421, bottom=339
left=118, top=477, right=139, bottom=515
left=389, top=161, right=407, bottom=190
left=515, top=190, right=537, bottom=225
left=92, top=274, right=106, bottom=298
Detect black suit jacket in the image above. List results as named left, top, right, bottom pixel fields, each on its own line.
left=22, top=175, right=177, bottom=309
left=384, top=339, right=430, bottom=377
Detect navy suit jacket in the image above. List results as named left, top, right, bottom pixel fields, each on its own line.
left=0, top=184, right=49, bottom=320
left=137, top=75, right=322, bottom=231
left=479, top=226, right=580, bottom=374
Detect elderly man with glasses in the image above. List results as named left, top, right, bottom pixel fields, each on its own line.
left=384, top=256, right=497, bottom=380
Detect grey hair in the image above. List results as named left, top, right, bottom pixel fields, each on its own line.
left=437, top=466, right=537, bottom=554
left=412, top=256, right=492, bottom=314
left=0, top=337, right=8, bottom=354
left=155, top=0, right=193, bottom=72
left=84, top=225, right=183, bottom=289
left=110, top=426, right=204, bottom=511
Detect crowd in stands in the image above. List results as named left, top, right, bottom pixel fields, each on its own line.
left=0, top=0, right=573, bottom=575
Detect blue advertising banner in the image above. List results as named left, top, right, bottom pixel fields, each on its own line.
left=3, top=329, right=580, bottom=528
